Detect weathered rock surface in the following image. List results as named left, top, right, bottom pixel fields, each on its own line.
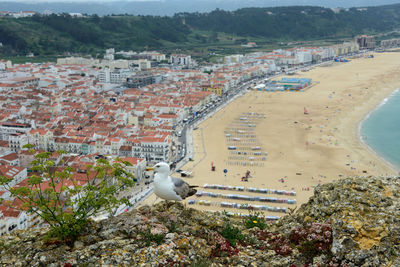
left=0, top=176, right=399, bottom=266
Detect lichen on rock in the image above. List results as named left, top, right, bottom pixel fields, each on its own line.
left=0, top=176, right=399, bottom=266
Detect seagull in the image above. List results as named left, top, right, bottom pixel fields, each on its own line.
left=146, top=162, right=197, bottom=203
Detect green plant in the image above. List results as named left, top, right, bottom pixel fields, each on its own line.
left=0, top=145, right=135, bottom=242
left=190, top=259, right=212, bottom=267
left=167, top=221, right=177, bottom=233
left=139, top=226, right=165, bottom=246
left=0, top=240, right=17, bottom=250
left=289, top=222, right=333, bottom=263
left=209, top=231, right=239, bottom=257
left=219, top=221, right=244, bottom=247
left=243, top=234, right=259, bottom=246
left=244, top=210, right=267, bottom=230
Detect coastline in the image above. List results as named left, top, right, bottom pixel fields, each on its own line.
left=358, top=88, right=400, bottom=173
left=142, top=52, right=400, bottom=214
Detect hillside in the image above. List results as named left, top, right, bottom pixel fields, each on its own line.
left=0, top=14, right=190, bottom=56
left=1, top=4, right=400, bottom=56
left=1, top=176, right=399, bottom=266
left=181, top=5, right=400, bottom=39
left=0, top=0, right=400, bottom=16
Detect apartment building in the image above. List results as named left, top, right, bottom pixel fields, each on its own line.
left=98, top=68, right=132, bottom=84
left=170, top=54, right=192, bottom=67
left=30, top=129, right=54, bottom=151
left=8, top=133, right=28, bottom=152
left=355, top=35, right=376, bottom=50
left=380, top=39, right=400, bottom=48
left=125, top=73, right=163, bottom=88
left=0, top=122, right=31, bottom=141
left=132, top=135, right=171, bottom=163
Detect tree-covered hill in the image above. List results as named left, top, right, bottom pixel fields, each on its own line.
left=2, top=4, right=400, bottom=56
left=180, top=5, right=400, bottom=39
left=0, top=14, right=190, bottom=55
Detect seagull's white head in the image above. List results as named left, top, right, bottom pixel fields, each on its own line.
left=150, top=162, right=170, bottom=176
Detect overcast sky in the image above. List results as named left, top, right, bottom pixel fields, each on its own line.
left=3, top=0, right=400, bottom=5
left=4, top=0, right=397, bottom=2
left=2, top=0, right=400, bottom=16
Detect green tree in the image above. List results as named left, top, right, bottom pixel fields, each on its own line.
left=0, top=145, right=135, bottom=242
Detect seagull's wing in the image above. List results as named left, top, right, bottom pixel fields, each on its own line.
left=171, top=176, right=197, bottom=199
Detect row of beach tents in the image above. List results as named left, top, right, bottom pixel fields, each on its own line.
left=195, top=191, right=297, bottom=204
left=188, top=199, right=287, bottom=213
left=203, top=184, right=297, bottom=196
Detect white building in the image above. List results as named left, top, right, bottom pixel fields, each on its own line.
left=57, top=57, right=99, bottom=65
left=104, top=54, right=114, bottom=61
left=0, top=122, right=31, bottom=142
left=132, top=135, right=171, bottom=163
left=296, top=50, right=312, bottom=65
left=0, top=152, right=19, bottom=166
left=0, top=60, right=12, bottom=71
left=109, top=138, right=123, bottom=155
left=7, top=11, right=37, bottom=18
left=98, top=68, right=132, bottom=84
left=138, top=59, right=152, bottom=71
left=105, top=48, right=115, bottom=55
left=104, top=48, right=115, bottom=60
left=118, top=157, right=147, bottom=181
left=224, top=54, right=243, bottom=64
left=0, top=165, right=27, bottom=190
left=29, top=129, right=54, bottom=151
left=0, top=209, right=29, bottom=236
left=0, top=140, right=10, bottom=154
left=8, top=133, right=28, bottom=152
left=69, top=13, right=83, bottom=17
left=151, top=53, right=166, bottom=62
left=170, top=54, right=191, bottom=67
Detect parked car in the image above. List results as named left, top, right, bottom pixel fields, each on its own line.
left=180, top=171, right=192, bottom=177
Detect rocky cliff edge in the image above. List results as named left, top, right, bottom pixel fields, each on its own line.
left=1, top=176, right=399, bottom=267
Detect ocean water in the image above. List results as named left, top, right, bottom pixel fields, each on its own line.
left=361, top=89, right=400, bottom=171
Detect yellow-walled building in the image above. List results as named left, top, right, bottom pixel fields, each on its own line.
left=201, top=84, right=223, bottom=96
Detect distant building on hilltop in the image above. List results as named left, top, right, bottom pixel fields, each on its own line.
left=69, top=13, right=83, bottom=17
left=42, top=10, right=53, bottom=16
left=0, top=11, right=38, bottom=18
left=355, top=35, right=376, bottom=50
left=242, top=42, right=257, bottom=48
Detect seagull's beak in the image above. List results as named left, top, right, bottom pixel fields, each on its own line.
left=146, top=167, right=154, bottom=171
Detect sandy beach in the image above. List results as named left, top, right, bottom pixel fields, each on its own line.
left=144, top=52, right=400, bottom=216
